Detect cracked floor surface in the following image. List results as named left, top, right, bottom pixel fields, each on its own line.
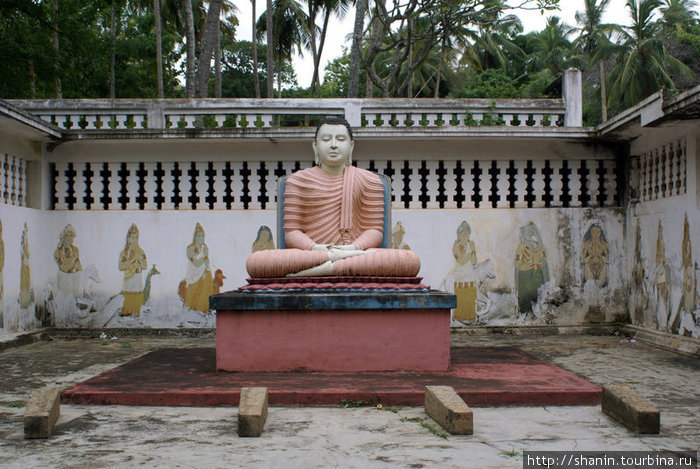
left=1, top=332, right=698, bottom=468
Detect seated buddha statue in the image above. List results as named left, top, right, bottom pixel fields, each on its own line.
left=246, top=117, right=420, bottom=278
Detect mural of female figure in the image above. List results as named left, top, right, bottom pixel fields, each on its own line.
left=514, top=222, right=549, bottom=314
left=184, top=223, right=214, bottom=313
left=671, top=215, right=695, bottom=334
left=118, top=224, right=147, bottom=316
left=19, top=223, right=32, bottom=309
left=0, top=219, right=4, bottom=302
left=0, top=219, right=4, bottom=327
left=653, top=221, right=669, bottom=330
left=54, top=224, right=83, bottom=296
left=450, top=221, right=478, bottom=321
left=581, top=225, right=609, bottom=287
left=252, top=226, right=275, bottom=252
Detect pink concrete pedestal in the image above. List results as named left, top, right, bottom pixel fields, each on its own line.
left=211, top=291, right=456, bottom=372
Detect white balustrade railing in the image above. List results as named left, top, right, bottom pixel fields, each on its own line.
left=10, top=97, right=574, bottom=133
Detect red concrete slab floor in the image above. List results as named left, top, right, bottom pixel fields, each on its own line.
left=61, top=346, right=601, bottom=407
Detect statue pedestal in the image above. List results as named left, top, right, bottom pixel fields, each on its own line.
left=210, top=291, right=456, bottom=372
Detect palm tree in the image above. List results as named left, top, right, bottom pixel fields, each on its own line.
left=306, top=0, right=352, bottom=96
left=252, top=0, right=261, bottom=97
left=573, top=0, right=615, bottom=120
left=526, top=17, right=576, bottom=76
left=347, top=0, right=368, bottom=97
left=182, top=0, right=196, bottom=97
left=601, top=0, right=695, bottom=110
left=154, top=0, right=164, bottom=98
left=266, top=0, right=274, bottom=97
left=258, top=0, right=310, bottom=97
left=660, top=0, right=699, bottom=32
left=461, top=14, right=525, bottom=77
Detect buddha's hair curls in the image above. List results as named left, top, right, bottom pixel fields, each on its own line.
left=314, top=117, right=353, bottom=141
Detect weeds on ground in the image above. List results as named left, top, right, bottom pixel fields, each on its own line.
left=339, top=399, right=367, bottom=408
left=7, top=401, right=25, bottom=408
left=399, top=416, right=449, bottom=440
left=500, top=449, right=520, bottom=458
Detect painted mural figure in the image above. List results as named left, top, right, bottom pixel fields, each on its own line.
left=0, top=219, right=4, bottom=301
left=514, top=222, right=548, bottom=314
left=0, top=219, right=4, bottom=327
left=581, top=225, right=609, bottom=287
left=391, top=222, right=411, bottom=250
left=54, top=224, right=83, bottom=296
left=653, top=221, right=670, bottom=330
left=252, top=226, right=275, bottom=252
left=672, top=216, right=696, bottom=334
left=184, top=223, right=214, bottom=313
left=118, top=224, right=147, bottom=316
left=451, top=221, right=478, bottom=321
left=19, top=223, right=32, bottom=309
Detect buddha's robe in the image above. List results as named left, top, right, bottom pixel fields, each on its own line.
left=246, top=165, right=420, bottom=278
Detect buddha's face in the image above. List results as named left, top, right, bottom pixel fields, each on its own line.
left=313, top=124, right=354, bottom=173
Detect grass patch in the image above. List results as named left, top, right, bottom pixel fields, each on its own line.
left=147, top=346, right=158, bottom=352
left=339, top=399, right=367, bottom=408
left=400, top=416, right=449, bottom=439
left=500, top=449, right=520, bottom=458
left=120, top=342, right=133, bottom=349
left=8, top=401, right=25, bottom=408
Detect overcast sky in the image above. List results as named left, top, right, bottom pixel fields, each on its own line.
left=233, top=0, right=636, bottom=87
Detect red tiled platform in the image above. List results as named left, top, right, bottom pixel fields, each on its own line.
left=61, top=346, right=600, bottom=407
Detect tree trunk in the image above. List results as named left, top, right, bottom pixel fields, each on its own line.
left=277, top=61, right=282, bottom=98
left=347, top=0, right=367, bottom=98
left=266, top=0, right=274, bottom=98
left=52, top=0, right=62, bottom=98
left=28, top=57, right=36, bottom=98
left=154, top=0, right=164, bottom=98
left=195, top=0, right=223, bottom=97
left=182, top=0, right=196, bottom=98
left=434, top=35, right=445, bottom=98
left=406, top=16, right=413, bottom=98
left=600, top=61, right=607, bottom=122
left=110, top=0, right=117, bottom=99
left=307, top=4, right=319, bottom=97
left=310, top=9, right=331, bottom=95
left=215, top=22, right=222, bottom=98
left=252, top=0, right=260, bottom=98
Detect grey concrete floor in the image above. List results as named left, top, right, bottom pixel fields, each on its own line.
left=0, top=332, right=698, bottom=468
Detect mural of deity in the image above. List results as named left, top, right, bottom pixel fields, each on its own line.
left=514, top=222, right=549, bottom=314
left=0, top=219, right=4, bottom=301
left=181, top=223, right=214, bottom=313
left=653, top=221, right=670, bottom=330
left=19, top=223, right=32, bottom=309
left=632, top=220, right=644, bottom=288
left=0, top=219, right=4, bottom=327
left=671, top=215, right=696, bottom=334
left=118, top=224, right=148, bottom=316
left=54, top=224, right=83, bottom=296
left=450, top=221, right=478, bottom=321
left=581, top=224, right=609, bottom=287
left=391, top=222, right=411, bottom=250
left=252, top=226, right=275, bottom=252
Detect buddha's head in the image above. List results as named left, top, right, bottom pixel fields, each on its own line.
left=313, top=117, right=354, bottom=173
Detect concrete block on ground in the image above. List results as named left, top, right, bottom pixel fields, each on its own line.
left=424, top=385, right=473, bottom=435
left=602, top=384, right=660, bottom=434
left=238, top=387, right=268, bottom=437
left=24, top=387, right=61, bottom=439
